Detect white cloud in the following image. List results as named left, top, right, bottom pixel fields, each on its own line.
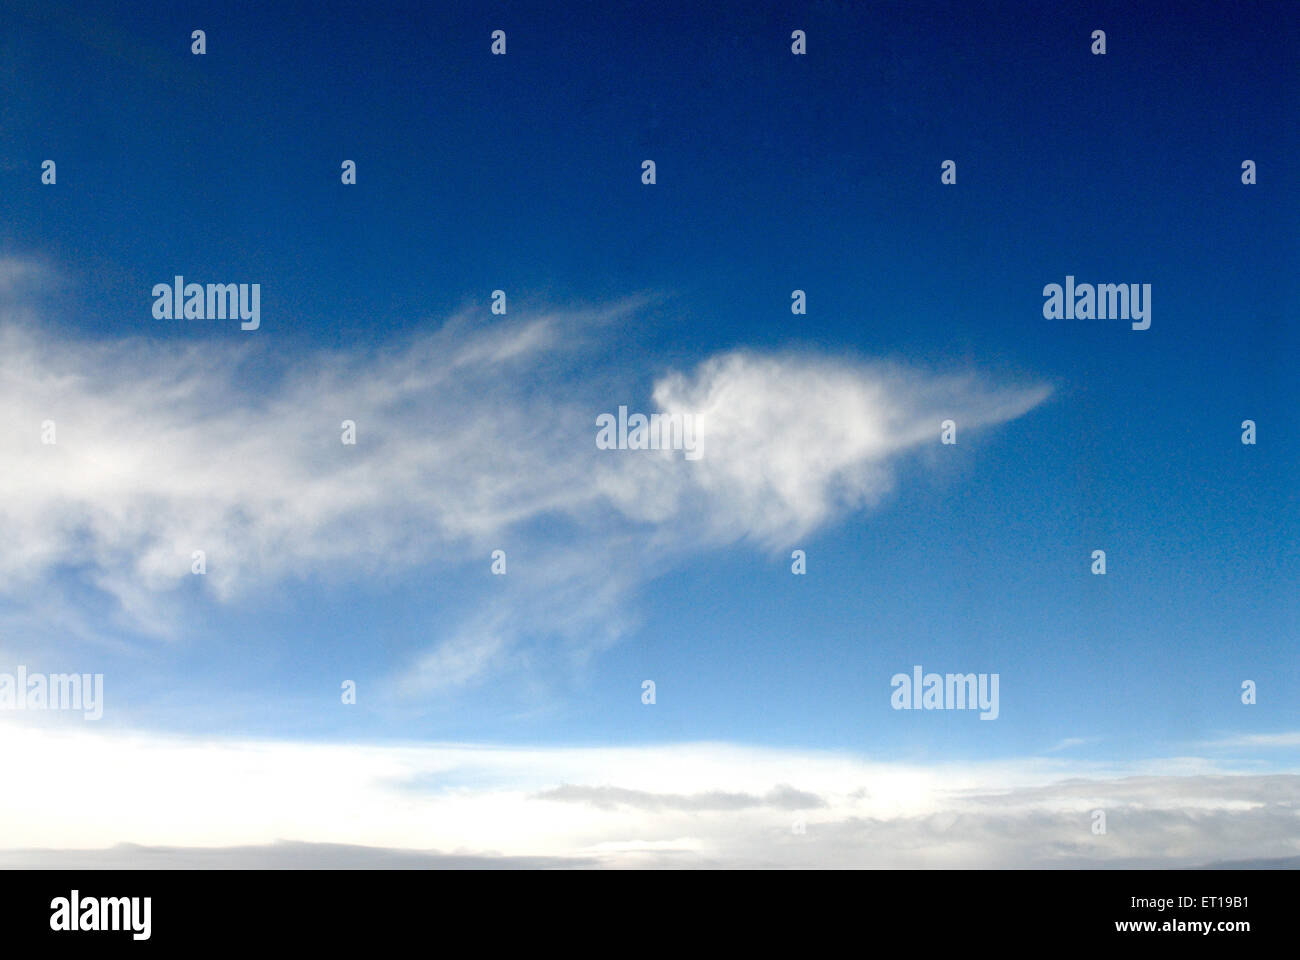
left=0, top=723, right=1293, bottom=867
left=0, top=257, right=57, bottom=297
left=641, top=350, right=1049, bottom=547
left=0, top=257, right=1049, bottom=689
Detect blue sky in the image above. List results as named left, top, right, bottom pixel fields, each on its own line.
left=0, top=0, right=1295, bottom=865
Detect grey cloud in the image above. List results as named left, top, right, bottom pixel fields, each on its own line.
left=534, top=782, right=827, bottom=812
left=533, top=772, right=1300, bottom=868
left=0, top=841, right=594, bottom=870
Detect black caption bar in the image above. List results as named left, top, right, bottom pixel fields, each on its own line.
left=0, top=868, right=1284, bottom=948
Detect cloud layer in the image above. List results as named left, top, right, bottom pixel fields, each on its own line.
left=0, top=724, right=1294, bottom=868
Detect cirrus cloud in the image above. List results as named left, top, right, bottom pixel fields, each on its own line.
left=0, top=257, right=1048, bottom=691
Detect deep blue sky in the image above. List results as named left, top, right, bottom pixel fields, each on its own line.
left=0, top=0, right=1295, bottom=764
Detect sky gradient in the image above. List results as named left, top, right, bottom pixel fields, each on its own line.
left=0, top=0, right=1295, bottom=866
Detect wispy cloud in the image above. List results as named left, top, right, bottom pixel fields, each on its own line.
left=1197, top=732, right=1300, bottom=749
left=642, top=351, right=1050, bottom=548
left=0, top=256, right=1049, bottom=691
